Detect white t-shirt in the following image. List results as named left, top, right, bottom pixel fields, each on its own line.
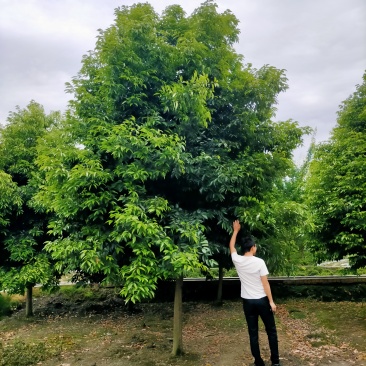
left=231, top=251, right=269, bottom=299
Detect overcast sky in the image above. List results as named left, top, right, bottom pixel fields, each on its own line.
left=1, top=0, right=365, bottom=164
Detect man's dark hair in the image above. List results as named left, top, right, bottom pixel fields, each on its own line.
left=237, top=235, right=256, bottom=253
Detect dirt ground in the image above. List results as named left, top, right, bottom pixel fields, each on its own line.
left=1, top=291, right=365, bottom=366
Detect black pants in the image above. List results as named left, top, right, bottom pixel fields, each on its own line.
left=243, top=297, right=279, bottom=365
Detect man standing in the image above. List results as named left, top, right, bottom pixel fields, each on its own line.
left=230, top=220, right=281, bottom=366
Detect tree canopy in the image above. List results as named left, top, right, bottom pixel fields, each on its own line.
left=306, top=71, right=366, bottom=269
left=0, top=101, right=60, bottom=296
left=35, top=1, right=308, bottom=304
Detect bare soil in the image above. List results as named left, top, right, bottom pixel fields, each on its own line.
left=1, top=290, right=365, bottom=366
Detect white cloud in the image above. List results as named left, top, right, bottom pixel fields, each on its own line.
left=0, top=0, right=365, bottom=165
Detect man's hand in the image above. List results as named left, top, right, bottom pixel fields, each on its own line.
left=270, top=301, right=277, bottom=313
left=261, top=276, right=277, bottom=313
left=233, top=220, right=241, bottom=233
left=229, top=220, right=241, bottom=254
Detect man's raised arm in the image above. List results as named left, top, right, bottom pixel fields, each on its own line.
left=229, top=220, right=241, bottom=254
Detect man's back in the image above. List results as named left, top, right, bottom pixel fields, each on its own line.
left=231, top=252, right=268, bottom=299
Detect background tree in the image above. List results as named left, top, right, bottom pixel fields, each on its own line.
left=246, top=136, right=316, bottom=276
left=35, top=1, right=308, bottom=354
left=305, top=71, right=366, bottom=269
left=255, top=174, right=314, bottom=274
left=0, top=101, right=60, bottom=316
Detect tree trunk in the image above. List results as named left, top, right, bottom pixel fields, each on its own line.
left=216, top=261, right=224, bottom=305
left=25, top=284, right=33, bottom=318
left=172, top=275, right=184, bottom=356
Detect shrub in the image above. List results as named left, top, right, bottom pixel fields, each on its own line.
left=0, top=293, right=20, bottom=318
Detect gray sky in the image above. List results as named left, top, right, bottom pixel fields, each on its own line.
left=1, top=0, right=365, bottom=164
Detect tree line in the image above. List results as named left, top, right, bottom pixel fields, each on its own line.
left=0, top=1, right=365, bottom=355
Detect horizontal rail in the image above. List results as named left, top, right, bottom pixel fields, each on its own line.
left=183, top=276, right=366, bottom=285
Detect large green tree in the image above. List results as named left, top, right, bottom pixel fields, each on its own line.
left=35, top=1, right=307, bottom=354
left=0, top=101, right=60, bottom=316
left=306, top=72, right=366, bottom=269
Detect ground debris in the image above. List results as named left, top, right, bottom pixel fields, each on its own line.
left=1, top=293, right=365, bottom=366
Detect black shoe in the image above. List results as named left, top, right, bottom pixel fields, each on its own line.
left=272, top=363, right=281, bottom=366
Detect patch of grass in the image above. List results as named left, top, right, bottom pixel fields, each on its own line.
left=288, top=308, right=307, bottom=319
left=53, top=284, right=119, bottom=304
left=204, top=314, right=244, bottom=331
left=311, top=302, right=366, bottom=347
left=284, top=299, right=366, bottom=350
left=305, top=331, right=332, bottom=347
left=59, top=285, right=95, bottom=299
left=0, top=340, right=60, bottom=366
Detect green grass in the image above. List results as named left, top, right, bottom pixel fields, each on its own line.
left=59, top=284, right=96, bottom=299
left=0, top=340, right=60, bottom=366
left=305, top=331, right=331, bottom=347
left=284, top=299, right=366, bottom=350
left=288, top=308, right=307, bottom=319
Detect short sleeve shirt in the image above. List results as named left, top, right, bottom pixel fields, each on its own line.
left=231, top=251, right=269, bottom=299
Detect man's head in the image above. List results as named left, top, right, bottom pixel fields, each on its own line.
left=238, top=235, right=256, bottom=254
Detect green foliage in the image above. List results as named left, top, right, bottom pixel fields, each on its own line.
left=0, top=171, right=22, bottom=228
left=232, top=152, right=315, bottom=275
left=0, top=101, right=61, bottom=294
left=0, top=101, right=59, bottom=178
left=36, top=1, right=308, bottom=303
left=0, top=293, right=20, bottom=318
left=58, top=285, right=105, bottom=301
left=306, top=71, right=366, bottom=269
